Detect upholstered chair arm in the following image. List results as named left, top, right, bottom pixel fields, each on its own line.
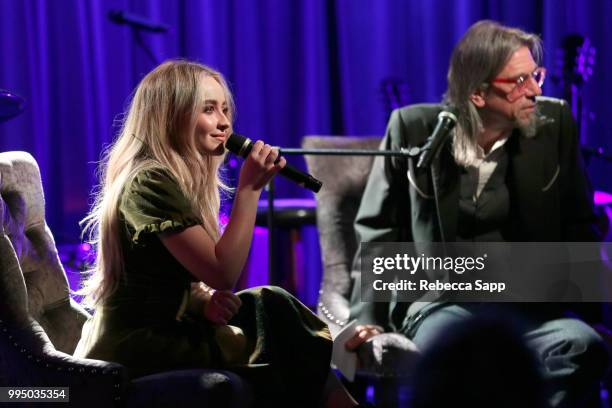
left=0, top=229, right=127, bottom=407
left=317, top=267, right=351, bottom=336
left=0, top=318, right=128, bottom=407
left=356, top=333, right=420, bottom=379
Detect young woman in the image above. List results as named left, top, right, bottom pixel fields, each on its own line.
left=75, top=60, right=359, bottom=407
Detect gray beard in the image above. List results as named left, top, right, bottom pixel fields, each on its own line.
left=515, top=105, right=543, bottom=138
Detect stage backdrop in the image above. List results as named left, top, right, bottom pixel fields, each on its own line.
left=1, top=0, right=610, bottom=244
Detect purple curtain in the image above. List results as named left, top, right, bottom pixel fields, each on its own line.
left=1, top=0, right=610, bottom=241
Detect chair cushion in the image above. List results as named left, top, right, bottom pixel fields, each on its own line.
left=127, top=369, right=253, bottom=407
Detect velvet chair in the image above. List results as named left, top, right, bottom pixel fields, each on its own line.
left=0, top=151, right=252, bottom=407
left=303, top=137, right=611, bottom=407
left=302, top=136, right=419, bottom=407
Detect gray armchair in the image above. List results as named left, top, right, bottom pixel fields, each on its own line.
left=302, top=137, right=419, bottom=405
left=0, top=151, right=251, bottom=407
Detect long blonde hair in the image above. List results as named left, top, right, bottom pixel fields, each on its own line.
left=80, top=60, right=234, bottom=306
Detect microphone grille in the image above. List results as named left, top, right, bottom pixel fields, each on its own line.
left=438, top=105, right=458, bottom=123
left=226, top=133, right=250, bottom=156
left=108, top=10, right=124, bottom=24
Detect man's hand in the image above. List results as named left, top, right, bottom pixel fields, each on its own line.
left=344, top=324, right=384, bottom=351
left=203, top=290, right=242, bottom=325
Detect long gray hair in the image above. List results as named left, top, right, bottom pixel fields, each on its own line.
left=444, top=20, right=542, bottom=166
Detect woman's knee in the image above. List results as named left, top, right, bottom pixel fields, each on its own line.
left=248, top=285, right=292, bottom=297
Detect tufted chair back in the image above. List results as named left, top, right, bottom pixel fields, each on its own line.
left=303, top=137, right=419, bottom=408
left=302, top=136, right=383, bottom=335
left=0, top=151, right=126, bottom=405
left=0, top=151, right=89, bottom=351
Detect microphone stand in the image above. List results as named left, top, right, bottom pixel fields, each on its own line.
left=266, top=177, right=275, bottom=285
left=430, top=160, right=446, bottom=243
left=280, top=147, right=419, bottom=157
left=263, top=146, right=421, bottom=285
left=107, top=10, right=168, bottom=66
left=132, top=30, right=161, bottom=66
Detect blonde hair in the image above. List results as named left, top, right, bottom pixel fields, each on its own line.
left=79, top=60, right=234, bottom=306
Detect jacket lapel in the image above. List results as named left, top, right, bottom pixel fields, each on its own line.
left=436, top=145, right=460, bottom=242
left=506, top=129, right=560, bottom=240
left=408, top=144, right=460, bottom=242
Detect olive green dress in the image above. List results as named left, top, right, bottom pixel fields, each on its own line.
left=75, top=167, right=332, bottom=406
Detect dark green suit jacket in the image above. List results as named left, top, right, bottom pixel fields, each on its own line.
left=349, top=97, right=602, bottom=330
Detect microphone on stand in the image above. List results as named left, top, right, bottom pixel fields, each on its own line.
left=226, top=133, right=322, bottom=193
left=108, top=10, right=169, bottom=33
left=417, top=106, right=458, bottom=169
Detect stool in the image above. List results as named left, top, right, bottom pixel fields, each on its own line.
left=238, top=199, right=321, bottom=306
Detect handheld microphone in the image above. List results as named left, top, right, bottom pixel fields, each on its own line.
left=108, top=10, right=169, bottom=33
left=226, top=133, right=322, bottom=193
left=417, top=106, right=458, bottom=169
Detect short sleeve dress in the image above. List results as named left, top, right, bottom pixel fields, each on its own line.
left=75, top=166, right=332, bottom=406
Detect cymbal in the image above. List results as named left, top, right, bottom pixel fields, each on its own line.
left=0, top=90, right=26, bottom=123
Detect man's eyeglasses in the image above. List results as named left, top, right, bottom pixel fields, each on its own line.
left=490, top=67, right=546, bottom=102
